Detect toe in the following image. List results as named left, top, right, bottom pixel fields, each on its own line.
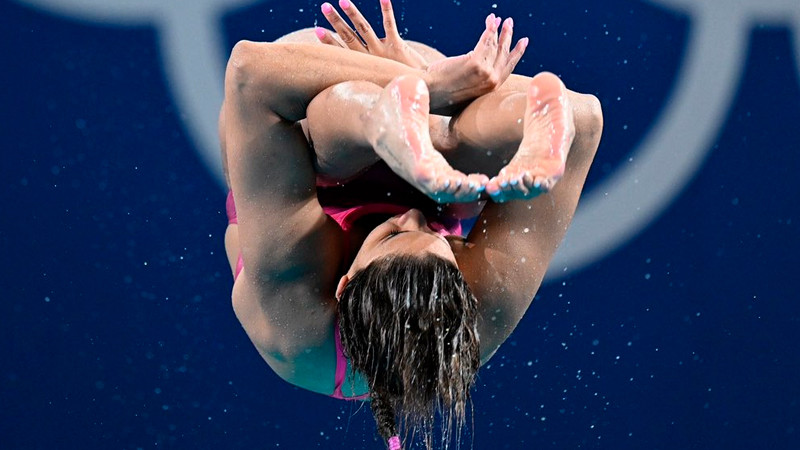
left=448, top=177, right=462, bottom=194
left=437, top=175, right=458, bottom=195
left=486, top=177, right=502, bottom=195
left=467, top=174, right=487, bottom=193
left=501, top=177, right=516, bottom=195
left=512, top=178, right=530, bottom=197
left=522, top=171, right=535, bottom=188
left=532, top=176, right=551, bottom=193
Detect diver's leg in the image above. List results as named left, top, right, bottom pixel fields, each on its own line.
left=306, top=78, right=487, bottom=203
left=305, top=81, right=456, bottom=183
left=438, top=89, right=528, bottom=176
left=485, top=72, right=577, bottom=199
left=305, top=81, right=383, bottom=183
left=444, top=74, right=598, bottom=197
left=456, top=75, right=602, bottom=360
left=283, top=28, right=516, bottom=176
left=362, top=75, right=488, bottom=203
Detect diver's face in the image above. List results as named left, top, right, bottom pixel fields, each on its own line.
left=346, top=208, right=458, bottom=277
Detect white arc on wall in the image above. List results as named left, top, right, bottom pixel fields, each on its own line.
left=14, top=0, right=256, bottom=187
left=553, top=0, right=799, bottom=277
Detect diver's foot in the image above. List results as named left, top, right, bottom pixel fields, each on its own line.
left=365, top=75, right=488, bottom=203
left=486, top=72, right=575, bottom=201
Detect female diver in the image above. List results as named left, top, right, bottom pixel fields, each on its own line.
left=220, top=1, right=603, bottom=447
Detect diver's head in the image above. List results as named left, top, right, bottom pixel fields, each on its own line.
left=342, top=208, right=458, bottom=279
left=335, top=213, right=480, bottom=448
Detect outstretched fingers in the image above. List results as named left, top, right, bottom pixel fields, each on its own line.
left=496, top=17, right=513, bottom=62
left=314, top=26, right=344, bottom=47
left=505, top=37, right=529, bottom=73
left=473, top=14, right=500, bottom=61
left=317, top=0, right=429, bottom=68
left=337, top=0, right=382, bottom=49
left=495, top=17, right=528, bottom=79
left=379, top=0, right=401, bottom=41
left=468, top=14, right=529, bottom=89
left=320, top=2, right=365, bottom=50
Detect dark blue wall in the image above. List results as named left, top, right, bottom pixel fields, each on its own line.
left=2, top=0, right=798, bottom=448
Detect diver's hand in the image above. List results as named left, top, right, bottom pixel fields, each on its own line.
left=317, top=0, right=429, bottom=69
left=425, top=14, right=528, bottom=113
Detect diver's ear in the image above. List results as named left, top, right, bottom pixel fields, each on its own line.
left=335, top=275, right=350, bottom=302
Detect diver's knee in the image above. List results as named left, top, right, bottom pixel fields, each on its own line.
left=575, top=93, right=604, bottom=141
left=274, top=28, right=322, bottom=44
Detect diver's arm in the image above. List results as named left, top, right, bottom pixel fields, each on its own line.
left=228, top=14, right=524, bottom=119
left=224, top=42, right=348, bottom=394
left=229, top=40, right=421, bottom=121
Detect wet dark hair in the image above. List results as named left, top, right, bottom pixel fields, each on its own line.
left=337, top=252, right=481, bottom=449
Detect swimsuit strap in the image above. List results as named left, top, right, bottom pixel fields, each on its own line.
left=331, top=316, right=370, bottom=400
left=226, top=191, right=238, bottom=224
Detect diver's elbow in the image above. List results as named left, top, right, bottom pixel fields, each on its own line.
left=584, top=93, right=604, bottom=139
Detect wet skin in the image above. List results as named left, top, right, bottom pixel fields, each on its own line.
left=338, top=208, right=459, bottom=295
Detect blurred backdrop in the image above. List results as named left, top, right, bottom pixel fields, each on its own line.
left=1, top=0, right=798, bottom=448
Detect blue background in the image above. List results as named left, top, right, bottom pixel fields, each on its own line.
left=1, top=0, right=798, bottom=448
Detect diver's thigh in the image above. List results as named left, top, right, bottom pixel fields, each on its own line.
left=274, top=27, right=345, bottom=45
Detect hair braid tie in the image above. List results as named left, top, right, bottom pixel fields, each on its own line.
left=388, top=435, right=401, bottom=450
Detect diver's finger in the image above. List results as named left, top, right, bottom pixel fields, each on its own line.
left=315, top=27, right=345, bottom=47
left=504, top=37, right=529, bottom=76
left=321, top=2, right=366, bottom=51
left=338, top=0, right=381, bottom=50
left=473, top=14, right=499, bottom=59
left=496, top=17, right=513, bottom=66
left=380, top=0, right=401, bottom=40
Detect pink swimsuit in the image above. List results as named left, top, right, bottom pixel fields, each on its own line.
left=227, top=191, right=462, bottom=400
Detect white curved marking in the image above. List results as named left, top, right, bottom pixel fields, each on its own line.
left=10, top=0, right=160, bottom=23
left=548, top=5, right=749, bottom=278
left=159, top=6, right=228, bottom=180
left=11, top=0, right=260, bottom=184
